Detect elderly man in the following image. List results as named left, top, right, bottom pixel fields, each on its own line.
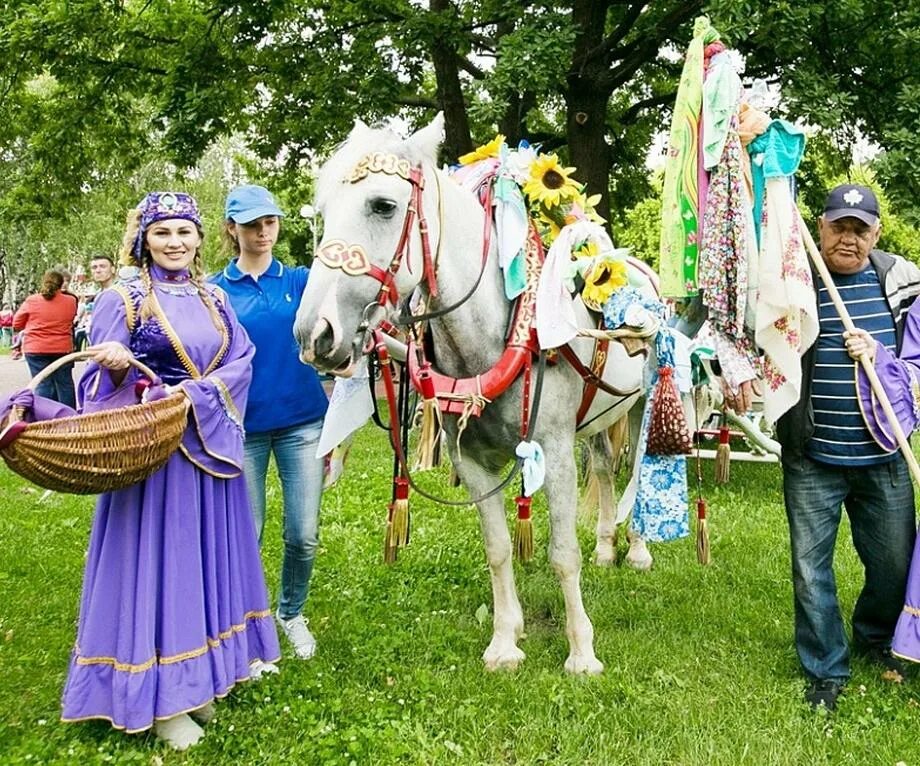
left=729, top=184, right=920, bottom=711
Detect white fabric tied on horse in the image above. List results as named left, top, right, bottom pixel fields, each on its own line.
left=536, top=220, right=623, bottom=349
left=515, top=440, right=546, bottom=497
left=316, top=357, right=374, bottom=459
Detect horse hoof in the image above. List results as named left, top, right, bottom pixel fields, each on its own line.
left=564, top=654, right=604, bottom=675
left=625, top=545, right=653, bottom=571
left=593, top=548, right=617, bottom=567
left=483, top=643, right=525, bottom=671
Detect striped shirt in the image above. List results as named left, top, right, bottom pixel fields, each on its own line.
left=806, top=265, right=896, bottom=466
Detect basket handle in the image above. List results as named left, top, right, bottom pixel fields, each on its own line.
left=27, top=349, right=159, bottom=391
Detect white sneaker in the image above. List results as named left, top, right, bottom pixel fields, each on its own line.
left=153, top=713, right=204, bottom=750
left=249, top=659, right=280, bottom=680
left=276, top=610, right=316, bottom=659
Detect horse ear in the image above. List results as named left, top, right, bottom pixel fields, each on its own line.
left=349, top=118, right=372, bottom=139
left=407, top=112, right=445, bottom=163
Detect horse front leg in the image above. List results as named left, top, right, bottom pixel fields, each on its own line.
left=543, top=440, right=603, bottom=675
left=456, top=455, right=525, bottom=670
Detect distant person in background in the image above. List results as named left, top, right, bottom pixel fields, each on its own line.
left=12, top=270, right=78, bottom=406
left=210, top=184, right=329, bottom=660
left=89, top=254, right=116, bottom=291
left=0, top=303, right=13, bottom=346
left=73, top=296, right=94, bottom=351
left=52, top=265, right=77, bottom=298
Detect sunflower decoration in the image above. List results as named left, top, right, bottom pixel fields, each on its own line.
left=523, top=154, right=581, bottom=210
left=581, top=256, right=629, bottom=311
left=459, top=134, right=506, bottom=165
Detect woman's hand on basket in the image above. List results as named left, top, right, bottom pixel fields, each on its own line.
left=86, top=342, right=134, bottom=370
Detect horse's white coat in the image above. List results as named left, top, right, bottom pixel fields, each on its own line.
left=295, top=115, right=657, bottom=672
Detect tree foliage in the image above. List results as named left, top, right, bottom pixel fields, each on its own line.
left=0, top=0, right=918, bottom=283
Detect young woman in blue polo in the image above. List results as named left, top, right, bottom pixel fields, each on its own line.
left=210, top=185, right=328, bottom=659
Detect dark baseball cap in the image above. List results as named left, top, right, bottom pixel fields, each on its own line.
left=823, top=184, right=880, bottom=226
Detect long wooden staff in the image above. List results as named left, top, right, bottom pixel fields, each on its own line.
left=798, top=212, right=920, bottom=486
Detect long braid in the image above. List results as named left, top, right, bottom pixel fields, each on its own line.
left=139, top=261, right=157, bottom=322
left=192, top=255, right=225, bottom=334
left=119, top=210, right=142, bottom=266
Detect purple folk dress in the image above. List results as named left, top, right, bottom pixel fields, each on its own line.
left=856, top=309, right=920, bottom=662
left=60, top=265, right=280, bottom=733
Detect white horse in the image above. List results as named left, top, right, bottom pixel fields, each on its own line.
left=295, top=114, right=658, bottom=673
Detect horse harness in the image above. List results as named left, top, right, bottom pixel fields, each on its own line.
left=316, top=151, right=645, bottom=505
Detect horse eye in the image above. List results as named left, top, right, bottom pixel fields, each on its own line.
left=368, top=197, right=398, bottom=217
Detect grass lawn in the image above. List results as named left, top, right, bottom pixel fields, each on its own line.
left=2, top=423, right=920, bottom=764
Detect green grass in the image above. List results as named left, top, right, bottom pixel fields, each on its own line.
left=2, top=424, right=920, bottom=764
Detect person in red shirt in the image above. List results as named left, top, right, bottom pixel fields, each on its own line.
left=0, top=303, right=13, bottom=346
left=13, top=269, right=78, bottom=407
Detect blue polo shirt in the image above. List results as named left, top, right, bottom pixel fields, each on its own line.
left=210, top=258, right=328, bottom=433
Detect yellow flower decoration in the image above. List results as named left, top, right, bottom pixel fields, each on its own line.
left=459, top=134, right=506, bottom=165
left=523, top=154, right=580, bottom=208
left=574, top=240, right=600, bottom=259
left=581, top=258, right=628, bottom=311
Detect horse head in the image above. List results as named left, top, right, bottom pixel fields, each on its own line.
left=294, top=114, right=446, bottom=376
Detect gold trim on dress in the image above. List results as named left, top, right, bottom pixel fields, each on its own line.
left=147, top=284, right=230, bottom=380
left=72, top=609, right=272, bottom=673
left=60, top=654, right=282, bottom=733
left=180, top=388, right=246, bottom=476
left=111, top=285, right=137, bottom=333
left=212, top=375, right=243, bottom=426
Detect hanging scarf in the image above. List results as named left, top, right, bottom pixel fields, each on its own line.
left=660, top=17, right=721, bottom=298
left=698, top=119, right=758, bottom=376
left=755, top=182, right=817, bottom=424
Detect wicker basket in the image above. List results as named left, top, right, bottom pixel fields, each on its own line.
left=0, top=351, right=190, bottom=494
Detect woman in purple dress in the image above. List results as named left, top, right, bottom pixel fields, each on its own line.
left=60, top=192, right=280, bottom=750
left=848, top=318, right=920, bottom=666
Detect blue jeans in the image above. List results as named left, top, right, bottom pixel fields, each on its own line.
left=25, top=353, right=76, bottom=409
left=783, top=455, right=915, bottom=681
left=244, top=420, right=324, bottom=620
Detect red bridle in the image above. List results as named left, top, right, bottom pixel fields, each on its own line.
left=314, top=152, right=438, bottom=308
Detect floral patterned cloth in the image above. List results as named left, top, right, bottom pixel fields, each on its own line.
left=698, top=119, right=760, bottom=388
left=631, top=358, right=690, bottom=543
left=755, top=178, right=818, bottom=423
left=603, top=290, right=690, bottom=542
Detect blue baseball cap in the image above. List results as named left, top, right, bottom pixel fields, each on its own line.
left=225, top=185, right=285, bottom=224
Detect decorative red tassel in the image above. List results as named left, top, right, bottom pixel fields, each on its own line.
left=383, top=477, right=410, bottom=564
left=513, top=496, right=534, bottom=562
left=413, top=363, right=442, bottom=471
left=696, top=498, right=711, bottom=565
left=646, top=366, right=692, bottom=455
left=715, top=422, right=731, bottom=484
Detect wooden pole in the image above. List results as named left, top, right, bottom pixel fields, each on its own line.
left=798, top=212, right=920, bottom=487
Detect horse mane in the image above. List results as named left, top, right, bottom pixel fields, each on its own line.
left=315, top=121, right=439, bottom=210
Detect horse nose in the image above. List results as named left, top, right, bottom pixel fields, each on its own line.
left=312, top=318, right=336, bottom=361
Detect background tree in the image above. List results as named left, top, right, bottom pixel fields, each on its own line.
left=1, top=0, right=918, bottom=286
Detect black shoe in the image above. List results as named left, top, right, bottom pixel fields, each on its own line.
left=805, top=679, right=844, bottom=711
left=856, top=645, right=907, bottom=680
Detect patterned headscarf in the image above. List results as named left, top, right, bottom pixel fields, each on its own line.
left=131, top=191, right=203, bottom=264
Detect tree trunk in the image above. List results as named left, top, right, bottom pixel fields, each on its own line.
left=565, top=86, right=613, bottom=229
left=429, top=0, right=473, bottom=162
left=567, top=0, right=614, bottom=230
